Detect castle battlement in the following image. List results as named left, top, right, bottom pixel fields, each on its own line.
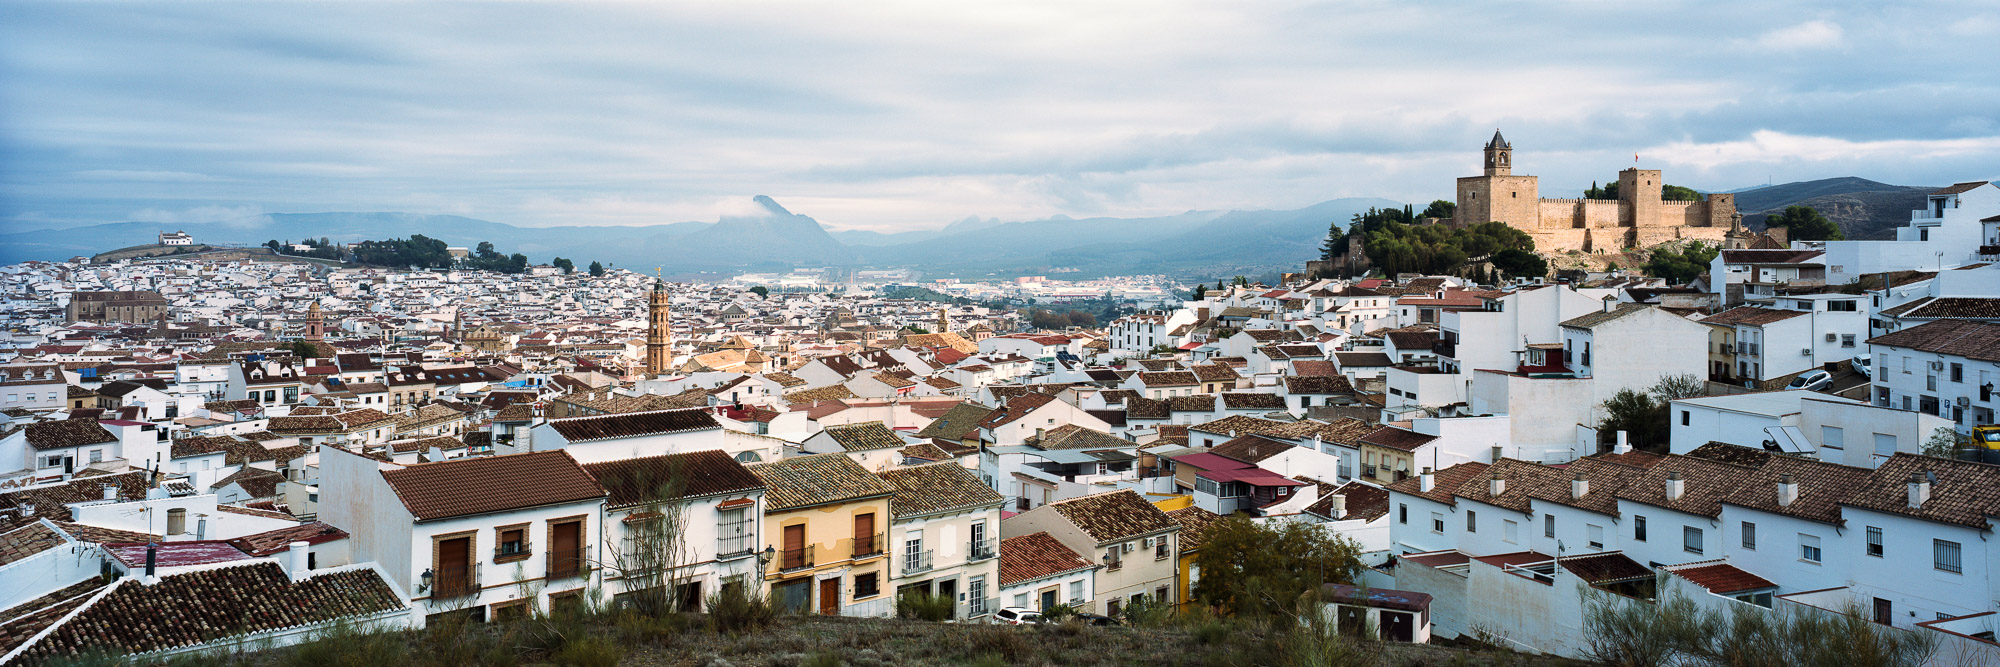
left=1450, top=131, right=1736, bottom=252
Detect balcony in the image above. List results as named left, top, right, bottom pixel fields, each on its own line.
left=548, top=543, right=591, bottom=581
left=964, top=596, right=1000, bottom=618
left=903, top=549, right=934, bottom=575
left=967, top=537, right=998, bottom=562
left=778, top=544, right=815, bottom=572
left=1431, top=340, right=1457, bottom=358
left=430, top=561, right=482, bottom=600
left=851, top=532, right=886, bottom=559
left=492, top=541, right=533, bottom=563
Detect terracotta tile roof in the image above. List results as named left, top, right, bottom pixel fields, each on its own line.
left=1284, top=375, right=1355, bottom=395
left=211, top=467, right=285, bottom=498
left=877, top=462, right=1004, bottom=517
left=225, top=521, right=348, bottom=557
left=1716, top=453, right=1869, bottom=525
left=898, top=442, right=955, bottom=462
left=748, top=452, right=895, bottom=512
left=1559, top=552, right=1653, bottom=584
left=913, top=402, right=996, bottom=441
left=388, top=435, right=464, bottom=454
left=1669, top=561, right=1776, bottom=594
left=1867, top=319, right=2000, bottom=362
left=380, top=450, right=605, bottom=521
left=997, top=531, right=1093, bottom=586
left=51, top=521, right=158, bottom=544
left=1220, top=393, right=1286, bottom=410
left=1358, top=425, right=1437, bottom=452
left=1333, top=352, right=1393, bottom=367
left=0, top=472, right=151, bottom=530
left=1685, top=442, right=1773, bottom=468
left=1305, top=481, right=1390, bottom=522
left=980, top=392, right=1056, bottom=428
left=1700, top=306, right=1809, bottom=327
left=1027, top=424, right=1131, bottom=451
left=0, top=521, right=64, bottom=567
left=23, top=419, right=118, bottom=451
left=1840, top=454, right=2000, bottom=529
left=1047, top=489, right=1180, bottom=543
left=1210, top=434, right=1294, bottom=464
left=0, top=579, right=112, bottom=657
left=546, top=408, right=722, bottom=442
left=1291, top=360, right=1338, bottom=376
left=14, top=562, right=403, bottom=662
left=1383, top=461, right=1489, bottom=506
left=1190, top=415, right=1295, bottom=439
left=1188, top=364, right=1239, bottom=382
left=1166, top=506, right=1224, bottom=552
left=582, top=449, right=766, bottom=509
left=784, top=384, right=857, bottom=403
left=1451, top=458, right=1568, bottom=513
left=1124, top=396, right=1169, bottom=420
left=1932, top=181, right=1990, bottom=195
left=1138, top=371, right=1198, bottom=387
left=1167, top=395, right=1216, bottom=412
left=1560, top=303, right=1653, bottom=330
left=1613, top=455, right=1761, bottom=518
left=820, top=421, right=907, bottom=452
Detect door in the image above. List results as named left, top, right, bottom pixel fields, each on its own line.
left=437, top=536, right=472, bottom=597
left=778, top=580, right=810, bottom=614
left=551, top=521, right=581, bottom=577
left=819, top=578, right=840, bottom=615
left=937, top=579, right=958, bottom=619
left=1873, top=598, right=1893, bottom=626
left=782, top=524, right=806, bottom=569
left=1381, top=611, right=1414, bottom=642
left=1039, top=588, right=1058, bottom=611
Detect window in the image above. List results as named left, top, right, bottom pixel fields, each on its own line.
left=1951, top=363, right=1964, bottom=383
left=1823, top=426, right=1845, bottom=450
left=1800, top=534, right=1822, bottom=563
left=855, top=572, right=880, bottom=598
left=1466, top=510, right=1477, bottom=533
left=1194, top=475, right=1218, bottom=496
left=1684, top=526, right=1704, bottom=555
left=1827, top=300, right=1857, bottom=312
left=1431, top=512, right=1444, bottom=534
left=88, top=449, right=103, bottom=463
left=1935, top=539, right=1962, bottom=574
left=496, top=526, right=529, bottom=559
left=1587, top=524, right=1604, bottom=549
left=167, top=508, right=187, bottom=535
left=1841, top=334, right=1856, bottom=348
left=1398, top=504, right=1408, bottom=525
left=1634, top=516, right=1647, bottom=542
left=1874, top=433, right=1898, bottom=457
left=1681, top=410, right=1690, bottom=426
left=1503, top=519, right=1519, bottom=544
left=1741, top=522, right=1756, bottom=550
left=969, top=575, right=987, bottom=612
left=1107, top=547, right=1122, bottom=570
left=1069, top=580, right=1084, bottom=603
left=1866, top=527, right=1883, bottom=557
left=718, top=507, right=752, bottom=556
left=1544, top=513, right=1555, bottom=538
left=1155, top=537, right=1169, bottom=560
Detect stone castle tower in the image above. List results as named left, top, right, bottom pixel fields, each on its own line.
left=304, top=301, right=324, bottom=342
left=645, top=279, right=672, bottom=376
left=1451, top=130, right=1735, bottom=252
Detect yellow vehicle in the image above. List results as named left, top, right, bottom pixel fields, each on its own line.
left=1977, top=425, right=2000, bottom=450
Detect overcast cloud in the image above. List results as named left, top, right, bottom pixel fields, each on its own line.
left=2, top=1, right=1996, bottom=233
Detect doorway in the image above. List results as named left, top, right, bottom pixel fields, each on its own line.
left=1380, top=611, right=1414, bottom=642
left=819, top=578, right=841, bottom=615
left=936, top=578, right=958, bottom=619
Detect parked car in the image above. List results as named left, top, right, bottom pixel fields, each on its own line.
left=992, top=607, right=1043, bottom=625
left=1072, top=612, right=1123, bottom=626
left=1787, top=369, right=1833, bottom=392
left=1851, top=354, right=1872, bottom=379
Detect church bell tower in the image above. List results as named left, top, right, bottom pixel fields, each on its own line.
left=645, top=276, right=672, bottom=376
left=1484, top=129, right=1512, bottom=176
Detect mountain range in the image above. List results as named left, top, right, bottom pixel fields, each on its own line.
left=0, top=176, right=1946, bottom=274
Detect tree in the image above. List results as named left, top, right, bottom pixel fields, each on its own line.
left=1922, top=426, right=1969, bottom=459
left=1191, top=516, right=1363, bottom=618
left=1584, top=585, right=1941, bottom=667
left=1319, top=219, right=1345, bottom=262
left=597, top=460, right=697, bottom=616
left=1490, top=248, right=1547, bottom=278
left=552, top=257, right=574, bottom=274
left=588, top=260, right=605, bottom=277
left=288, top=340, right=319, bottom=360
left=1598, top=375, right=1705, bottom=452
left=1662, top=185, right=1700, bottom=202
left=475, top=241, right=498, bottom=259
left=1419, top=199, right=1457, bottom=220
left=1766, top=205, right=1844, bottom=241
left=748, top=286, right=769, bottom=298
left=508, top=253, right=529, bottom=273
left=1644, top=243, right=1719, bottom=284
left=1191, top=284, right=1207, bottom=300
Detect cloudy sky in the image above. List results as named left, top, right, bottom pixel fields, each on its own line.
left=2, top=2, right=1996, bottom=233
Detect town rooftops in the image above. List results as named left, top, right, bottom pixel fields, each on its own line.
left=1026, top=424, right=1131, bottom=451
left=1560, top=303, right=1652, bottom=330
left=1614, top=454, right=1760, bottom=518
left=23, top=419, right=118, bottom=450
left=819, top=421, right=907, bottom=452
left=1866, top=319, right=2000, bottom=362
left=1700, top=306, right=1808, bottom=327
left=998, top=531, right=1095, bottom=586
left=1717, top=249, right=1825, bottom=264
left=1932, top=181, right=1991, bottom=195
left=582, top=449, right=765, bottom=509
left=1046, top=489, right=1181, bottom=543
left=876, top=462, right=1004, bottom=517
left=1358, top=425, right=1437, bottom=452
left=748, top=452, right=895, bottom=512
left=225, top=522, right=349, bottom=557
left=1840, top=453, right=2000, bottom=529
left=1383, top=461, right=1490, bottom=506
left=1668, top=561, right=1777, bottom=595
left=380, top=450, right=606, bottom=521
left=546, top=408, right=723, bottom=442
left=1165, top=505, right=1224, bottom=552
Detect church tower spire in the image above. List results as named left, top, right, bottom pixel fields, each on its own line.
left=937, top=307, right=948, bottom=334
left=645, top=272, right=672, bottom=376
left=1484, top=129, right=1512, bottom=176
left=304, top=301, right=324, bottom=342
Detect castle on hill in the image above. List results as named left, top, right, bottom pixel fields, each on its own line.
left=1451, top=130, right=1739, bottom=252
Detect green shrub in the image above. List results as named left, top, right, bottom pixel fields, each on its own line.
left=1038, top=602, right=1080, bottom=624
left=707, top=585, right=777, bottom=634
left=895, top=592, right=955, bottom=622
left=801, top=652, right=844, bottom=667
left=965, top=625, right=1027, bottom=662
left=284, top=621, right=408, bottom=667
left=551, top=635, right=624, bottom=667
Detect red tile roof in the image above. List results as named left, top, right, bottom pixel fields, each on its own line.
left=380, top=450, right=606, bottom=521
left=997, top=531, right=1094, bottom=586
left=1671, top=562, right=1776, bottom=594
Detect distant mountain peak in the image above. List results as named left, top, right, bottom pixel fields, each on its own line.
left=750, top=195, right=793, bottom=217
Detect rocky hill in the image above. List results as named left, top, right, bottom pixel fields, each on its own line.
left=1730, top=177, right=1936, bottom=240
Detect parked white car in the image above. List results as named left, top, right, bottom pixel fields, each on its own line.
left=1787, top=369, right=1833, bottom=392
left=992, top=607, right=1043, bottom=625
left=1851, top=354, right=1872, bottom=379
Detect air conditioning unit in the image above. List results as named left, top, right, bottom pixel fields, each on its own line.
left=1825, top=333, right=1837, bottom=342
left=1122, top=543, right=1134, bottom=554
left=1801, top=348, right=1812, bottom=356
left=1958, top=396, right=1972, bottom=407
left=1141, top=537, right=1154, bottom=548
left=1931, top=361, right=1946, bottom=371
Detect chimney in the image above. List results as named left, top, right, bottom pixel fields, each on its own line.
left=1490, top=445, right=1504, bottom=462
left=1603, top=298, right=1616, bottom=313
left=1777, top=473, right=1799, bottom=507
left=1489, top=471, right=1507, bottom=496
left=1034, top=427, right=1044, bottom=442
left=1665, top=471, right=1686, bottom=501
left=1613, top=431, right=1631, bottom=454
left=144, top=543, right=158, bottom=581
left=1571, top=471, right=1589, bottom=499
left=1331, top=494, right=1348, bottom=519
left=288, top=541, right=312, bottom=580
left=1419, top=467, right=1435, bottom=493
left=1908, top=473, right=1932, bottom=509
left=195, top=518, right=207, bottom=540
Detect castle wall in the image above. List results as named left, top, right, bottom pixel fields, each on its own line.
left=1455, top=139, right=1741, bottom=252
left=1583, top=199, right=1623, bottom=228
left=1704, top=193, right=1737, bottom=228
left=1619, top=169, right=1664, bottom=229
left=1456, top=175, right=1541, bottom=229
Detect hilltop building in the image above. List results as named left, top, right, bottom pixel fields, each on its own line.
left=1452, top=130, right=1737, bottom=253
left=65, top=290, right=169, bottom=324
